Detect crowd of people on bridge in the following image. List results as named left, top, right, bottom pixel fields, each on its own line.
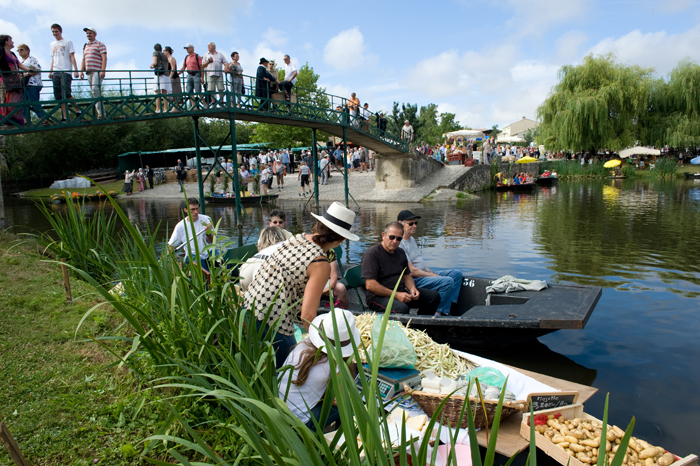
left=1, top=26, right=388, bottom=134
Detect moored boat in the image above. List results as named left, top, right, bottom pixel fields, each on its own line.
left=206, top=193, right=279, bottom=205
left=684, top=172, right=700, bottom=179
left=495, top=182, right=536, bottom=192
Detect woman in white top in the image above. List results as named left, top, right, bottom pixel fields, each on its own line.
left=239, top=227, right=287, bottom=291
left=278, top=309, right=361, bottom=432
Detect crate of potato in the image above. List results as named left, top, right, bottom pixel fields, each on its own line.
left=520, top=404, right=697, bottom=466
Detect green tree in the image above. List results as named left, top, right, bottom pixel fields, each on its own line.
left=387, top=102, right=421, bottom=139
left=414, top=104, right=462, bottom=144
left=252, top=63, right=332, bottom=148
left=537, top=54, right=655, bottom=156
left=644, top=59, right=700, bottom=148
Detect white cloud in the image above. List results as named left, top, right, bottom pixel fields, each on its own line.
left=0, top=19, right=25, bottom=39
left=501, top=0, right=591, bottom=34
left=587, top=24, right=700, bottom=74
left=555, top=30, right=588, bottom=62
left=322, top=83, right=351, bottom=99
left=263, top=28, right=288, bottom=48
left=7, top=0, right=252, bottom=32
left=323, top=28, right=367, bottom=71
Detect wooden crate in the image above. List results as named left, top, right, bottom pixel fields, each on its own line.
left=520, top=405, right=697, bottom=466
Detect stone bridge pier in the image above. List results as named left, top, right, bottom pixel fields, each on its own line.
left=374, top=149, right=444, bottom=190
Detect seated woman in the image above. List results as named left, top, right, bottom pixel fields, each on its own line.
left=278, top=309, right=360, bottom=432
left=243, top=202, right=359, bottom=367
left=513, top=174, right=521, bottom=185
left=239, top=226, right=287, bottom=292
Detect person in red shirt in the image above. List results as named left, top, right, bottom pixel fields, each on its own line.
left=180, top=43, right=203, bottom=109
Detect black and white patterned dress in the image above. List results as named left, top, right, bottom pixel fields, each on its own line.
left=243, top=234, right=326, bottom=336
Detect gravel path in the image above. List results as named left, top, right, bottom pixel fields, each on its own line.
left=127, top=165, right=472, bottom=203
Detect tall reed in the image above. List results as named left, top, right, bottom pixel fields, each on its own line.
left=37, top=196, right=119, bottom=284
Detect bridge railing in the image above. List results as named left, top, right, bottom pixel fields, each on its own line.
left=0, top=69, right=408, bottom=152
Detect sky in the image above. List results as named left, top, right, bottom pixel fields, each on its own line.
left=2, top=0, right=700, bottom=130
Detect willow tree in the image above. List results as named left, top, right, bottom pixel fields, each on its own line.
left=537, top=54, right=655, bottom=155
left=644, top=59, right=700, bottom=148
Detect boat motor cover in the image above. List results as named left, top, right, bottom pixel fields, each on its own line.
left=485, top=275, right=548, bottom=305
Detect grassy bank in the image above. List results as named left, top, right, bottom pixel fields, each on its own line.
left=22, top=180, right=125, bottom=199
left=0, top=233, right=160, bottom=466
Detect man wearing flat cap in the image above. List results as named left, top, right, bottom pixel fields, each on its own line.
left=397, top=210, right=463, bottom=315
left=256, top=57, right=276, bottom=111
left=80, top=27, right=107, bottom=118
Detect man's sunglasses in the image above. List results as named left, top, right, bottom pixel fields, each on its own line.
left=385, top=235, right=402, bottom=242
left=405, top=221, right=418, bottom=226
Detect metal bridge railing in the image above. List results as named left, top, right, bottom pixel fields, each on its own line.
left=0, top=69, right=408, bottom=152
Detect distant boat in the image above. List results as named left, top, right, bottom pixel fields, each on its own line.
left=206, top=193, right=279, bottom=205
left=495, top=182, right=537, bottom=192
left=684, top=172, right=700, bottom=180
left=535, top=176, right=558, bottom=186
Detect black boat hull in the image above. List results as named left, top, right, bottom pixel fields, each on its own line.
left=535, top=177, right=558, bottom=186
left=336, top=275, right=602, bottom=349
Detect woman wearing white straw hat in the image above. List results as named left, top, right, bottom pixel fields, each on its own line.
left=278, top=308, right=360, bottom=431
left=243, top=202, right=359, bottom=367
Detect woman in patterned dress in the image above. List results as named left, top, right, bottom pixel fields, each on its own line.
left=243, top=202, right=359, bottom=367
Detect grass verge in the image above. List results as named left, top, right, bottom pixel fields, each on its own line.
left=0, top=232, right=161, bottom=466
left=22, top=180, right=125, bottom=199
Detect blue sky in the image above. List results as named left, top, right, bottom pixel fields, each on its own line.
left=2, top=0, right=699, bottom=129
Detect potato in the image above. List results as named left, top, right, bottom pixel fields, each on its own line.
left=584, top=428, right=596, bottom=440
left=581, top=438, right=601, bottom=448
left=547, top=419, right=563, bottom=430
left=581, top=422, right=593, bottom=430
left=577, top=452, right=593, bottom=464
left=547, top=414, right=555, bottom=419
left=560, top=442, right=570, bottom=449
left=565, top=435, right=580, bottom=444
left=607, top=430, right=618, bottom=441
left=638, top=440, right=652, bottom=450
left=570, top=444, right=586, bottom=453
left=606, top=440, right=613, bottom=452
left=570, top=430, right=586, bottom=440
left=658, top=453, right=675, bottom=466
left=593, top=448, right=599, bottom=456
left=535, top=425, right=547, bottom=434
left=630, top=438, right=642, bottom=453
left=551, top=434, right=565, bottom=444
left=640, top=447, right=665, bottom=460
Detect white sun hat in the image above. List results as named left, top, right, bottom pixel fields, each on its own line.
left=311, top=202, right=359, bottom=241
left=308, top=309, right=361, bottom=358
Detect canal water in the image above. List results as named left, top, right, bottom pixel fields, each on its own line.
left=3, top=178, right=699, bottom=455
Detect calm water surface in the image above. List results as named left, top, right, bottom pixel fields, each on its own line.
left=4, top=178, right=700, bottom=454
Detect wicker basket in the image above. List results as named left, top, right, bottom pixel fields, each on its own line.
left=404, top=383, right=527, bottom=429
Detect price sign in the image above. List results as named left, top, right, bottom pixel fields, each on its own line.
left=527, top=392, right=579, bottom=412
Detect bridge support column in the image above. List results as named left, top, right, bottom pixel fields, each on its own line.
left=312, top=128, right=319, bottom=208
left=229, top=115, right=243, bottom=226
left=342, top=126, right=348, bottom=207
left=192, top=117, right=205, bottom=214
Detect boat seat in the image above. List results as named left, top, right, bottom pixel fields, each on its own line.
left=343, top=264, right=367, bottom=311
left=222, top=243, right=258, bottom=278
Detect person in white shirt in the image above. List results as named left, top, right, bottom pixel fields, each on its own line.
left=280, top=54, right=297, bottom=102
left=319, top=154, right=330, bottom=185
left=278, top=309, right=361, bottom=432
left=168, top=198, right=215, bottom=272
left=397, top=210, right=463, bottom=316
left=48, top=23, right=80, bottom=122
left=202, top=42, right=227, bottom=106
left=240, top=226, right=287, bottom=291
left=16, top=44, right=46, bottom=123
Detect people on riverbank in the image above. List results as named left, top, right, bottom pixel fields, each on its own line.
left=298, top=161, right=310, bottom=196
left=278, top=308, right=360, bottom=432
left=398, top=210, right=463, bottom=316
left=243, top=202, right=358, bottom=367
left=123, top=169, right=134, bottom=195
left=361, top=221, right=440, bottom=315
left=168, top=198, right=214, bottom=272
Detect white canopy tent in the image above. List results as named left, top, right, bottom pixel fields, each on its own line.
left=443, top=129, right=486, bottom=139
left=496, top=135, right=526, bottom=143
left=619, top=146, right=661, bottom=158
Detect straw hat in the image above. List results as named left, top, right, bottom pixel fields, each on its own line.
left=309, top=309, right=361, bottom=357
left=311, top=202, right=359, bottom=241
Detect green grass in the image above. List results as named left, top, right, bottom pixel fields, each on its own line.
left=23, top=180, right=125, bottom=199
left=0, top=233, right=163, bottom=466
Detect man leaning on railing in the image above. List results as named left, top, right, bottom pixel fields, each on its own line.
left=80, top=27, right=107, bottom=119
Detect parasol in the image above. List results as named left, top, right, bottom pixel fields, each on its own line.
left=516, top=156, right=538, bottom=164
left=604, top=159, right=621, bottom=168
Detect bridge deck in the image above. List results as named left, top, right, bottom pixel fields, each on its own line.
left=0, top=70, right=407, bottom=155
